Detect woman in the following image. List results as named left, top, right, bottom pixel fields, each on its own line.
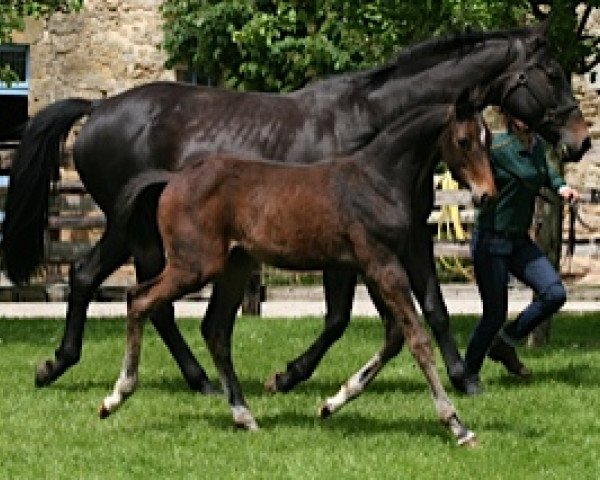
left=464, top=112, right=579, bottom=394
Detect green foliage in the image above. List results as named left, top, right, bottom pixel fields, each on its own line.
left=161, top=1, right=600, bottom=92
left=161, top=0, right=530, bottom=92
left=541, top=0, right=600, bottom=74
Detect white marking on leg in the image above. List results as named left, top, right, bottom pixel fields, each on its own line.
left=99, top=316, right=143, bottom=418
left=231, top=405, right=259, bottom=431
left=100, top=369, right=138, bottom=416
left=320, top=353, right=382, bottom=417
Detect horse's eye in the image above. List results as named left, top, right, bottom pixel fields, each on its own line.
left=458, top=138, right=471, bottom=150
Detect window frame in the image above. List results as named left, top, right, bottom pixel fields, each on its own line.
left=0, top=44, right=29, bottom=96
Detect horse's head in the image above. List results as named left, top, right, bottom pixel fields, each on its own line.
left=491, top=25, right=591, bottom=162
left=440, top=89, right=496, bottom=208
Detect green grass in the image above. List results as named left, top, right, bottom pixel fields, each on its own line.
left=1, top=313, right=600, bottom=479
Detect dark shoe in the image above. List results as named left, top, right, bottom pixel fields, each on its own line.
left=488, top=336, right=532, bottom=379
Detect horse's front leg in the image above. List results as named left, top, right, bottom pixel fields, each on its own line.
left=265, top=268, right=357, bottom=393
left=404, top=228, right=473, bottom=393
left=35, top=227, right=130, bottom=387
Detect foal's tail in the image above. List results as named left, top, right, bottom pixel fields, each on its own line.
left=1, top=98, right=95, bottom=284
left=116, top=169, right=172, bottom=232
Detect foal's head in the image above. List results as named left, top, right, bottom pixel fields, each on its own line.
left=440, top=90, right=496, bottom=207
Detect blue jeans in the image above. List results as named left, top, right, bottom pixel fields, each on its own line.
left=465, top=230, right=567, bottom=376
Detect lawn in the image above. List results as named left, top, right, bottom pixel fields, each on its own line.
left=1, top=312, right=599, bottom=479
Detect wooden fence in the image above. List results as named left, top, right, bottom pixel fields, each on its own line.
left=0, top=143, right=598, bottom=303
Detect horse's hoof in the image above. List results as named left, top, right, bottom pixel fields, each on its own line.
left=264, top=371, right=294, bottom=393
left=232, top=406, right=259, bottom=431
left=98, top=404, right=111, bottom=419
left=318, top=403, right=332, bottom=419
left=264, top=373, right=280, bottom=393
left=35, top=360, right=59, bottom=388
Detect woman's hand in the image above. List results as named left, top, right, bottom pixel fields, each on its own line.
left=558, top=185, right=580, bottom=202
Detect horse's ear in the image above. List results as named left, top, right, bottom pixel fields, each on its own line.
left=455, top=88, right=476, bottom=121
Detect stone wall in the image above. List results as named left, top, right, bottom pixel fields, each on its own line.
left=14, top=0, right=174, bottom=115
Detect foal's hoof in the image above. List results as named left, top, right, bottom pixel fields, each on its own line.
left=458, top=432, right=479, bottom=448
left=98, top=404, right=111, bottom=419
left=463, top=375, right=484, bottom=396
left=318, top=403, right=333, bottom=419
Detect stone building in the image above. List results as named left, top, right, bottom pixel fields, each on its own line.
left=1, top=3, right=599, bottom=287
left=8, top=0, right=174, bottom=117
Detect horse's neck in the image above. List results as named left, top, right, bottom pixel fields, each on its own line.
left=366, top=37, right=517, bottom=124
left=357, top=105, right=447, bottom=173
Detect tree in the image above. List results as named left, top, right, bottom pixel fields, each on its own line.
left=528, top=0, right=600, bottom=75
left=160, top=0, right=528, bottom=92
left=0, top=0, right=83, bottom=84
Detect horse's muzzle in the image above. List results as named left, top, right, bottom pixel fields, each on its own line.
left=562, top=136, right=592, bottom=163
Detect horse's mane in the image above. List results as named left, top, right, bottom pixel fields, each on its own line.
left=304, top=25, right=540, bottom=95
left=366, top=26, right=539, bottom=84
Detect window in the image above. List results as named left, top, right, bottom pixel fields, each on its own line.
left=0, top=44, right=29, bottom=96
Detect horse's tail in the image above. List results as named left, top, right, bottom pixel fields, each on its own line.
left=1, top=98, right=95, bottom=284
left=116, top=169, right=172, bottom=232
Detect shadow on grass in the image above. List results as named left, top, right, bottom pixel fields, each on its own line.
left=116, top=405, right=461, bottom=444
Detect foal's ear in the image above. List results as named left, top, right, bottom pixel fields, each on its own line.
left=455, top=88, right=477, bottom=121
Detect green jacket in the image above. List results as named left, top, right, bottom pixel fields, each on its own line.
left=476, top=131, right=565, bottom=235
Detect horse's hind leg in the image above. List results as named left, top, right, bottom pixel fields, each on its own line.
left=35, top=227, right=130, bottom=387
left=201, top=249, right=258, bottom=430
left=265, top=268, right=357, bottom=393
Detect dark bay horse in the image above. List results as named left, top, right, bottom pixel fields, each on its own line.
left=99, top=96, right=494, bottom=446
left=1, top=26, right=590, bottom=395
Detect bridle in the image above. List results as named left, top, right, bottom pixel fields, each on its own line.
left=492, top=39, right=579, bottom=132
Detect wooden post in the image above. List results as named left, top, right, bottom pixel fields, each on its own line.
left=528, top=147, right=563, bottom=347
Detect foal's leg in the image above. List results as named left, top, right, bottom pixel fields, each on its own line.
left=404, top=227, right=471, bottom=393
left=323, top=250, right=476, bottom=446
left=130, top=224, right=217, bottom=394
left=265, top=268, right=357, bottom=393
left=35, top=227, right=130, bottom=387
left=99, top=264, right=210, bottom=418
left=318, top=285, right=402, bottom=418
left=201, top=249, right=258, bottom=430
left=99, top=290, right=146, bottom=418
